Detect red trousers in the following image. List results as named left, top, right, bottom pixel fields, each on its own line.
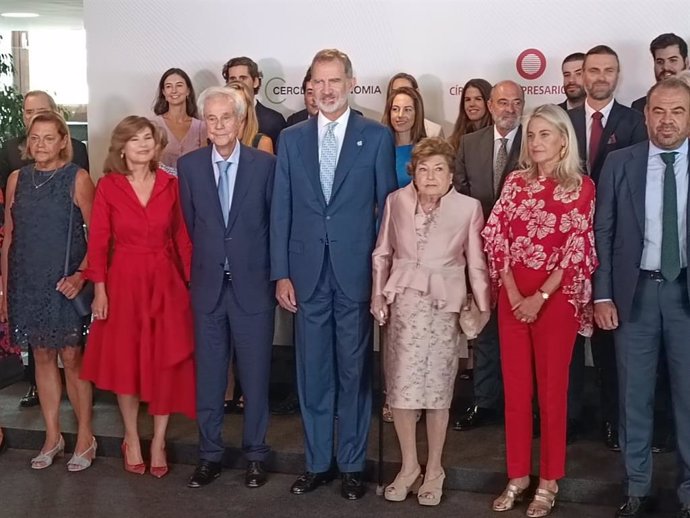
left=498, top=266, right=579, bottom=480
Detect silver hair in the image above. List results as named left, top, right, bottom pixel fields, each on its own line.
left=197, top=86, right=247, bottom=120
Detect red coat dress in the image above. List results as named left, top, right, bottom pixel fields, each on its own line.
left=81, top=170, right=195, bottom=418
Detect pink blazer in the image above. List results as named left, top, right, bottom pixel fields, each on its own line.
left=372, top=183, right=491, bottom=313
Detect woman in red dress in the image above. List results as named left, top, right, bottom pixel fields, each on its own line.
left=482, top=105, right=597, bottom=517
left=81, top=116, right=195, bottom=478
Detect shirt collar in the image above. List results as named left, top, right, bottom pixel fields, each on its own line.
left=493, top=124, right=519, bottom=142
left=318, top=107, right=351, bottom=131
left=585, top=97, right=615, bottom=120
left=648, top=138, right=689, bottom=158
left=212, top=139, right=241, bottom=165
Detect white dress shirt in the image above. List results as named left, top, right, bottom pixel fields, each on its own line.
left=640, top=139, right=689, bottom=270
left=212, top=140, right=241, bottom=213
left=318, top=107, right=350, bottom=164
left=493, top=125, right=519, bottom=165
left=584, top=98, right=615, bottom=163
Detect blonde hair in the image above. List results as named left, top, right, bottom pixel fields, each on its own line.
left=225, top=80, right=262, bottom=146
left=518, top=104, right=583, bottom=191
left=103, top=116, right=162, bottom=175
left=23, top=111, right=73, bottom=163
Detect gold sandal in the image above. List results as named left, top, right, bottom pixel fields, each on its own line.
left=526, top=487, right=558, bottom=517
left=417, top=470, right=445, bottom=506
left=492, top=482, right=528, bottom=512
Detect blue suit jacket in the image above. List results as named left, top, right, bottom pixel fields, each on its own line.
left=177, top=143, right=276, bottom=314
left=270, top=111, right=397, bottom=303
left=593, top=139, right=690, bottom=322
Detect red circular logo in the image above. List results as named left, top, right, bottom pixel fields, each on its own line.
left=516, top=49, right=547, bottom=80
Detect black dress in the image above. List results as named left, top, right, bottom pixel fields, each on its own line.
left=8, top=163, right=88, bottom=349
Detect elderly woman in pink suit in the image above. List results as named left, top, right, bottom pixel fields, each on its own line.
left=372, top=137, right=491, bottom=506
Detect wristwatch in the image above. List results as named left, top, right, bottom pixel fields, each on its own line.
left=537, top=289, right=550, bottom=301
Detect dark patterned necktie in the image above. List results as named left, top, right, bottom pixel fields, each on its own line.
left=494, top=138, right=508, bottom=194
left=660, top=152, right=680, bottom=281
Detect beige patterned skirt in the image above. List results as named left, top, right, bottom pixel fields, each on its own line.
left=385, top=288, right=461, bottom=410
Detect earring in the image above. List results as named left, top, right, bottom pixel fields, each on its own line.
left=120, top=151, right=125, bottom=159
left=559, top=146, right=566, bottom=159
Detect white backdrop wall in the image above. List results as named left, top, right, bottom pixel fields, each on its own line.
left=84, top=0, right=689, bottom=175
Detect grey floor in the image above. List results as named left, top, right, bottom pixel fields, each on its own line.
left=0, top=448, right=630, bottom=518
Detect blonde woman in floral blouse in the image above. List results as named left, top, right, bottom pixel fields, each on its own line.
left=482, top=104, right=597, bottom=517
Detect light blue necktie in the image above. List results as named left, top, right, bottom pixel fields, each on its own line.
left=217, top=160, right=231, bottom=226
left=320, top=121, right=338, bottom=203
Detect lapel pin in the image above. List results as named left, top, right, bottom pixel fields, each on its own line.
left=356, top=140, right=363, bottom=146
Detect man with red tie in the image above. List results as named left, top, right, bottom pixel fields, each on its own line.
left=567, top=45, right=647, bottom=451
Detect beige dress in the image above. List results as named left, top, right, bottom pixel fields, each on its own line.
left=372, top=183, right=491, bottom=410
left=386, top=207, right=461, bottom=409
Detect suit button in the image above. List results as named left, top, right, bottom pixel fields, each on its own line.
left=326, top=216, right=331, bottom=220
left=225, top=237, right=232, bottom=241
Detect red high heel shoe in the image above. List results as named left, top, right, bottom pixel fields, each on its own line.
left=150, top=463, right=169, bottom=479
left=121, top=442, right=145, bottom=475
left=150, top=446, right=169, bottom=478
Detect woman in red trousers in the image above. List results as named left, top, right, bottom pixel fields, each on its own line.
left=482, top=104, right=597, bottom=517
left=81, top=116, right=195, bottom=478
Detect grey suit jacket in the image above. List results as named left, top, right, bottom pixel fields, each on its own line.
left=453, top=124, right=522, bottom=219
left=593, top=139, right=690, bottom=322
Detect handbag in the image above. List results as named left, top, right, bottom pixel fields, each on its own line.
left=459, top=294, right=489, bottom=340
left=63, top=175, right=94, bottom=318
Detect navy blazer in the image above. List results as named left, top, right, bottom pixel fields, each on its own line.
left=177, top=143, right=276, bottom=314
left=631, top=95, right=647, bottom=113
left=593, top=139, right=690, bottom=322
left=256, top=101, right=287, bottom=149
left=286, top=109, right=309, bottom=127
left=270, top=110, right=397, bottom=303
left=568, top=100, right=647, bottom=184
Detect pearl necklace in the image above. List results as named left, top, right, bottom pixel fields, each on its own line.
left=32, top=165, right=63, bottom=189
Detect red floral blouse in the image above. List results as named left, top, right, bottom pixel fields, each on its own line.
left=481, top=171, right=598, bottom=336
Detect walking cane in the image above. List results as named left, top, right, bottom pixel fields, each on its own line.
left=375, top=320, right=386, bottom=496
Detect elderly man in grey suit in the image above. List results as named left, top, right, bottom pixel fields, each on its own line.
left=452, top=80, right=523, bottom=431
left=594, top=77, right=690, bottom=518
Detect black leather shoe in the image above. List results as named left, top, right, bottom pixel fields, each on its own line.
left=290, top=470, right=336, bottom=495
left=615, top=496, right=655, bottom=517
left=271, top=393, right=300, bottom=416
left=19, top=385, right=39, bottom=408
left=604, top=421, right=621, bottom=451
left=341, top=472, right=366, bottom=500
left=453, top=406, right=499, bottom=431
left=651, top=428, right=675, bottom=454
left=677, top=505, right=690, bottom=518
left=245, top=461, right=267, bottom=488
left=187, top=461, right=222, bottom=488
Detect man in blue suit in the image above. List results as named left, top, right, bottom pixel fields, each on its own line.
left=594, top=78, right=690, bottom=518
left=271, top=48, right=397, bottom=500
left=177, top=86, right=276, bottom=490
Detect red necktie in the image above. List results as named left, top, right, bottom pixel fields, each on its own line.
left=589, top=111, right=604, bottom=172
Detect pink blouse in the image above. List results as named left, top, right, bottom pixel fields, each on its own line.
left=481, top=171, right=598, bottom=336
left=153, top=115, right=207, bottom=169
